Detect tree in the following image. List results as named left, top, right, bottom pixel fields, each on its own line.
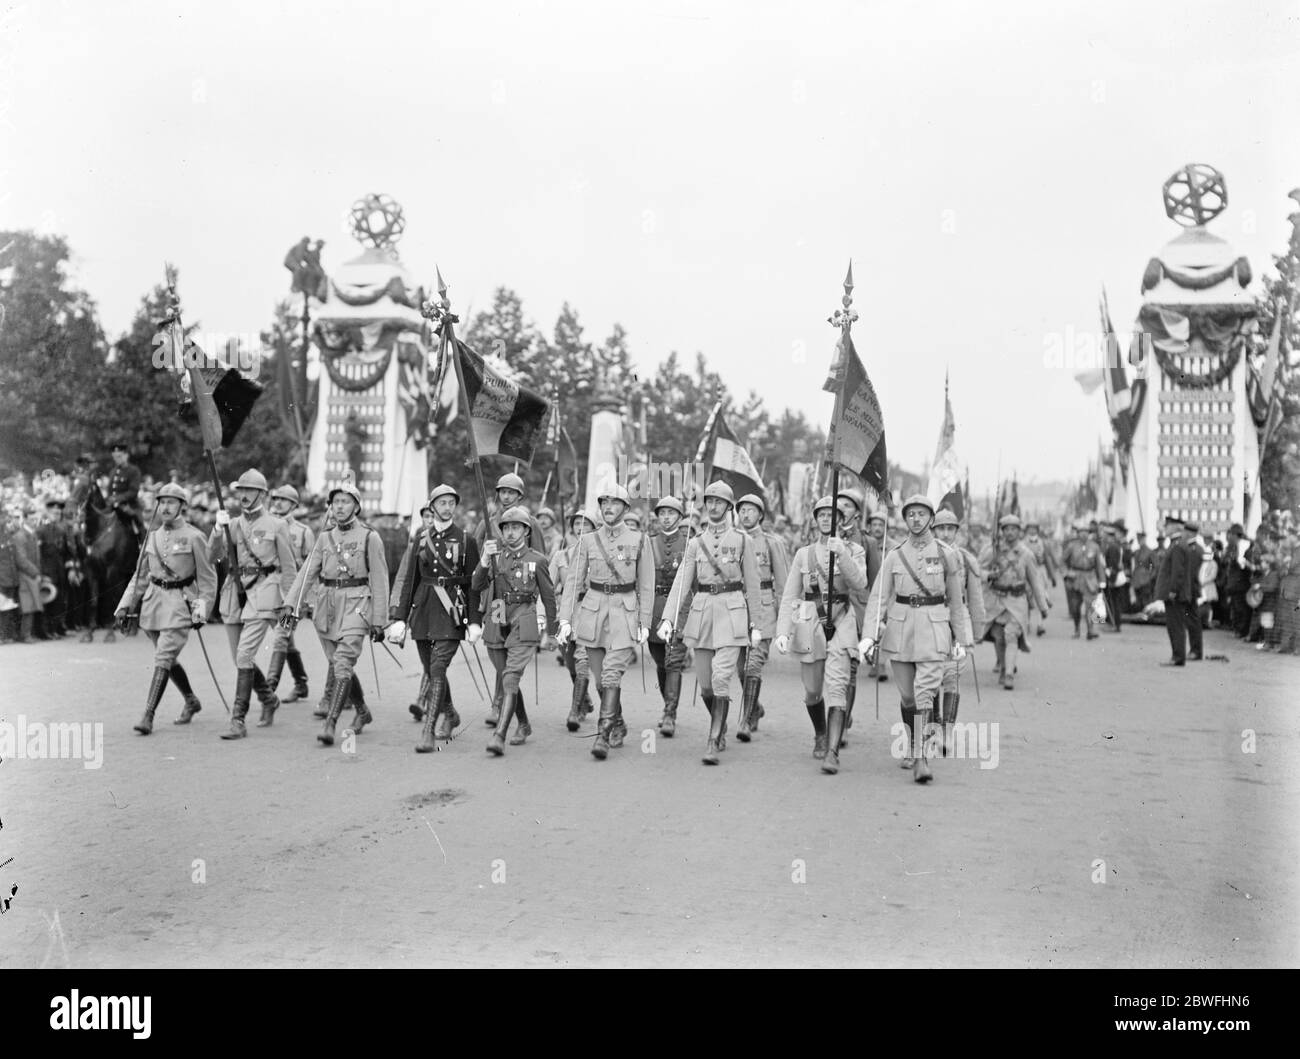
left=1255, top=228, right=1300, bottom=519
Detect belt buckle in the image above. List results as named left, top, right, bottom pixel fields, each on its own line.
left=909, top=595, right=921, bottom=607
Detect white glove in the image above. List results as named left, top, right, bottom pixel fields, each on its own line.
left=775, top=634, right=790, bottom=654
left=481, top=539, right=499, bottom=564
left=656, top=619, right=673, bottom=641
left=215, top=510, right=231, bottom=527
left=466, top=623, right=483, bottom=644
left=857, top=637, right=877, bottom=662
left=952, top=642, right=966, bottom=661
left=556, top=620, right=572, bottom=644
left=190, top=600, right=207, bottom=624
left=386, top=620, right=407, bottom=643
left=826, top=536, right=845, bottom=555
left=635, top=624, right=649, bottom=644
left=749, top=628, right=763, bottom=648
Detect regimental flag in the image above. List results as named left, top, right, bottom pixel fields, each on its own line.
left=824, top=330, right=888, bottom=494
left=698, top=402, right=764, bottom=501
left=928, top=372, right=963, bottom=518
left=1260, top=307, right=1289, bottom=455
left=1100, top=288, right=1135, bottom=448
left=155, top=323, right=262, bottom=451
left=454, top=339, right=551, bottom=465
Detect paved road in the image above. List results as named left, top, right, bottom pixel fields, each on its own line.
left=1, top=601, right=1296, bottom=967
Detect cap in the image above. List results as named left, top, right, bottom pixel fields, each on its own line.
left=269, top=484, right=300, bottom=504
left=653, top=496, right=685, bottom=517
left=624, top=511, right=643, bottom=526
left=1228, top=523, right=1245, bottom=535
left=1163, top=513, right=1185, bottom=526
left=495, top=473, right=525, bottom=494
left=933, top=509, right=960, bottom=528
left=998, top=514, right=1022, bottom=529
left=498, top=505, right=532, bottom=529
left=703, top=481, right=735, bottom=506
left=736, top=493, right=766, bottom=516
left=901, top=494, right=936, bottom=518
left=44, top=496, right=66, bottom=508
left=235, top=468, right=269, bottom=492
left=156, top=482, right=190, bottom=504
left=597, top=482, right=631, bottom=504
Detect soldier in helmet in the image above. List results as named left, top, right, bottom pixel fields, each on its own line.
left=733, top=492, right=790, bottom=741
left=1061, top=521, right=1106, bottom=640
left=536, top=506, right=562, bottom=557
left=978, top=513, right=1048, bottom=690
left=775, top=493, right=869, bottom=773
left=472, top=505, right=558, bottom=755
left=390, top=484, right=483, bottom=753
left=830, top=489, right=880, bottom=747
left=263, top=484, right=316, bottom=705
left=931, top=508, right=984, bottom=756
left=859, top=495, right=973, bottom=783
left=1022, top=520, right=1058, bottom=636
left=560, top=482, right=655, bottom=760
left=647, top=496, right=690, bottom=737
left=550, top=508, right=598, bottom=730
left=282, top=475, right=390, bottom=745
left=861, top=509, right=890, bottom=683
left=660, top=481, right=763, bottom=765
left=114, top=483, right=217, bottom=733
left=209, top=468, right=299, bottom=739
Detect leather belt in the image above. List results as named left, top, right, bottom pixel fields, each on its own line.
left=759, top=579, right=774, bottom=590
left=697, top=580, right=743, bottom=595
left=805, top=591, right=849, bottom=604
left=896, top=593, right=945, bottom=607
left=992, top=584, right=1026, bottom=596
left=322, top=577, right=368, bottom=588
left=588, top=581, right=635, bottom=594
left=432, top=575, right=468, bottom=586
left=501, top=592, right=537, bottom=604
left=151, top=575, right=195, bottom=589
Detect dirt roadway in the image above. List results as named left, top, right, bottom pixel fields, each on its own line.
left=0, top=605, right=1296, bottom=969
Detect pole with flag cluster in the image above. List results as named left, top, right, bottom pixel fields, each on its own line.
left=821, top=263, right=856, bottom=637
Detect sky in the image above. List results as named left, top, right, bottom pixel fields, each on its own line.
left=3, top=0, right=1298, bottom=493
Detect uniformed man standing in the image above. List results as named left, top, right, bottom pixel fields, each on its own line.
left=389, top=484, right=482, bottom=752
left=734, top=492, right=790, bottom=741
left=115, top=483, right=217, bottom=733
left=1100, top=522, right=1125, bottom=632
left=37, top=497, right=73, bottom=638
left=862, top=509, right=890, bottom=683
left=660, top=482, right=762, bottom=764
left=978, top=513, right=1048, bottom=690
left=831, top=490, right=880, bottom=746
left=210, top=469, right=299, bottom=738
left=107, top=441, right=144, bottom=537
left=282, top=477, right=390, bottom=745
left=1023, top=521, right=1058, bottom=636
left=932, top=508, right=984, bottom=756
left=647, top=496, right=690, bottom=737
left=859, top=495, right=972, bottom=783
left=537, top=507, right=563, bottom=557
left=559, top=483, right=655, bottom=761
left=551, top=508, right=597, bottom=731
left=774, top=494, right=868, bottom=773
left=264, top=484, right=316, bottom=705
left=1061, top=522, right=1106, bottom=639
left=472, top=506, right=557, bottom=755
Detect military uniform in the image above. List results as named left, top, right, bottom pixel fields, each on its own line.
left=116, top=484, right=217, bottom=733
left=265, top=485, right=317, bottom=705
left=646, top=497, right=690, bottom=736
left=1023, top=528, right=1058, bottom=635
left=107, top=452, right=143, bottom=534
left=550, top=509, right=596, bottom=731
left=932, top=510, right=984, bottom=756
left=560, top=484, right=655, bottom=760
left=977, top=515, right=1048, bottom=689
left=735, top=493, right=791, bottom=741
left=1061, top=526, right=1106, bottom=639
left=776, top=495, right=869, bottom=770
left=471, top=506, right=557, bottom=754
left=37, top=500, right=74, bottom=637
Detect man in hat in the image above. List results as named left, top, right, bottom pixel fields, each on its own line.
left=978, top=513, right=1048, bottom=690
left=536, top=507, right=562, bottom=557
left=774, top=493, right=869, bottom=773
left=860, top=495, right=972, bottom=783
left=647, top=496, right=690, bottom=737
left=1224, top=523, right=1253, bottom=637
left=0, top=507, right=40, bottom=644
left=1100, top=522, right=1126, bottom=632
left=1154, top=514, right=1194, bottom=666
left=263, top=484, right=316, bottom=705
left=390, top=484, right=482, bottom=752
left=114, top=483, right=217, bottom=733
left=283, top=475, right=390, bottom=745
left=661, top=481, right=762, bottom=765
left=829, top=490, right=880, bottom=745
left=1022, top=521, right=1057, bottom=637
left=932, top=508, right=984, bottom=755
left=1182, top=521, right=1205, bottom=660
left=1131, top=531, right=1157, bottom=610
left=551, top=508, right=598, bottom=731
left=37, top=496, right=74, bottom=638
left=209, top=468, right=299, bottom=739
left=561, top=483, right=655, bottom=760
left=472, top=505, right=557, bottom=755
left=107, top=441, right=144, bottom=537
left=862, top=509, right=889, bottom=682
left=733, top=492, right=791, bottom=741
left=1061, top=521, right=1106, bottom=639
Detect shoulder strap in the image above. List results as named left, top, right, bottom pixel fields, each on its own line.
left=892, top=544, right=929, bottom=594
left=695, top=533, right=730, bottom=581
left=149, top=530, right=182, bottom=580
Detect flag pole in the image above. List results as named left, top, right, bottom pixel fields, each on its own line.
left=824, top=261, right=855, bottom=642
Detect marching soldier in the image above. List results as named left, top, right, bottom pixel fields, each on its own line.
left=659, top=481, right=762, bottom=765
left=551, top=508, right=598, bottom=731
left=932, top=509, right=984, bottom=756
left=859, top=495, right=972, bottom=783
left=389, top=484, right=483, bottom=753
left=115, top=483, right=217, bottom=733
left=774, top=494, right=868, bottom=773
left=734, top=492, right=790, bottom=741
left=863, top=509, right=889, bottom=683
left=978, top=513, right=1048, bottom=690
left=537, top=507, right=563, bottom=557
left=1023, top=521, right=1058, bottom=636
left=282, top=476, right=390, bottom=745
left=264, top=484, right=316, bottom=704
left=832, top=490, right=880, bottom=746
left=209, top=469, right=299, bottom=738
left=559, top=482, right=655, bottom=761
left=472, top=506, right=558, bottom=755
left=647, top=496, right=690, bottom=737
left=1061, top=521, right=1106, bottom=639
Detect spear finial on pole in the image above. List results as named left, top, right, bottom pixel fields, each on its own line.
left=829, top=260, right=858, bottom=332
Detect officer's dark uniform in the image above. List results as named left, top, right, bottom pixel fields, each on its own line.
left=647, top=496, right=690, bottom=736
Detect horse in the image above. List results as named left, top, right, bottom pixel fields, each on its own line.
left=78, top=482, right=142, bottom=643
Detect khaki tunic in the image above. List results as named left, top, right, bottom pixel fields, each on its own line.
left=560, top=521, right=655, bottom=649
left=286, top=522, right=390, bottom=642
left=745, top=525, right=790, bottom=640
left=119, top=520, right=217, bottom=631
left=865, top=536, right=973, bottom=661
left=775, top=538, right=868, bottom=661
left=208, top=510, right=298, bottom=621
left=663, top=522, right=762, bottom=650
left=978, top=540, right=1047, bottom=636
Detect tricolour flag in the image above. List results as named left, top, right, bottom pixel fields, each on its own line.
left=927, top=372, right=963, bottom=518
left=155, top=323, right=262, bottom=451
left=1100, top=288, right=1134, bottom=447
left=454, top=339, right=551, bottom=465
left=824, top=331, right=888, bottom=494
left=698, top=402, right=764, bottom=500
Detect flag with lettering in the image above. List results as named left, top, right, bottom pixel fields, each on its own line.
left=454, top=339, right=551, bottom=465
left=699, top=404, right=763, bottom=500
left=825, top=331, right=888, bottom=494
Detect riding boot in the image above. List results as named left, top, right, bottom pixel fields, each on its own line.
left=487, top=685, right=518, bottom=756
left=737, top=676, right=761, bottom=742
left=409, top=672, right=431, bottom=721
left=806, top=699, right=827, bottom=759
left=350, top=675, right=372, bottom=734
left=170, top=663, right=202, bottom=723
left=658, top=669, right=681, bottom=737
left=509, top=690, right=532, bottom=745
left=913, top=708, right=934, bottom=783
left=256, top=655, right=284, bottom=728
left=1002, top=638, right=1018, bottom=690
left=899, top=704, right=917, bottom=768
left=992, top=627, right=1006, bottom=681
left=485, top=675, right=504, bottom=727
left=609, top=688, right=627, bottom=749
left=317, top=671, right=351, bottom=746
left=17, top=613, right=33, bottom=643
left=433, top=680, right=459, bottom=739
left=591, top=685, right=617, bottom=760
left=313, top=669, right=336, bottom=719
left=265, top=650, right=287, bottom=696
left=703, top=695, right=729, bottom=764
left=221, top=668, right=254, bottom=740
left=134, top=666, right=171, bottom=735
left=415, top=674, right=440, bottom=754
left=941, top=691, right=960, bottom=756
left=822, top=706, right=846, bottom=774
left=282, top=648, right=309, bottom=702
left=566, top=673, right=587, bottom=731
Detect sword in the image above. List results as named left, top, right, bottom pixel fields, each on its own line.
left=459, top=643, right=485, bottom=699
left=969, top=646, right=982, bottom=704
left=370, top=637, right=381, bottom=698
left=640, top=645, right=646, bottom=694
left=378, top=640, right=404, bottom=669
left=469, top=640, right=491, bottom=692
left=193, top=627, right=230, bottom=714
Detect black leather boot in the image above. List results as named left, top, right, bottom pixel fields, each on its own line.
left=488, top=685, right=518, bottom=756
left=265, top=649, right=287, bottom=696
left=940, top=691, right=960, bottom=757
left=134, top=666, right=170, bottom=735
left=221, top=668, right=255, bottom=740
left=806, top=699, right=827, bottom=759
left=282, top=648, right=309, bottom=702
left=609, top=687, right=627, bottom=749
left=313, top=669, right=336, bottom=719
left=350, top=675, right=372, bottom=734
left=170, top=663, right=202, bottom=723
left=252, top=664, right=280, bottom=727
left=433, top=680, right=459, bottom=739
left=410, top=672, right=430, bottom=722
left=317, top=670, right=351, bottom=746
left=658, top=669, right=681, bottom=737
left=703, top=695, right=730, bottom=764
left=822, top=706, right=846, bottom=774
left=566, top=672, right=587, bottom=731
left=416, top=673, right=442, bottom=754
left=737, top=676, right=761, bottom=741
left=509, top=690, right=532, bottom=745
left=899, top=704, right=917, bottom=768
left=485, top=677, right=503, bottom=727
left=841, top=668, right=858, bottom=745
left=592, top=685, right=617, bottom=760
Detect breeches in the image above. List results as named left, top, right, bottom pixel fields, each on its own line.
left=585, top=645, right=636, bottom=690
left=146, top=626, right=190, bottom=667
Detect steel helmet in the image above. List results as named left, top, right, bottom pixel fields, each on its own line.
left=235, top=468, right=269, bottom=492
left=427, top=483, right=460, bottom=506
left=570, top=508, right=598, bottom=531
left=156, top=482, right=190, bottom=505
left=867, top=511, right=887, bottom=525
left=328, top=480, right=363, bottom=510
left=812, top=495, right=835, bottom=516
left=736, top=493, right=766, bottom=516
left=653, top=496, right=685, bottom=517
left=495, top=473, right=525, bottom=495
left=269, top=484, right=299, bottom=504
left=624, top=511, right=643, bottom=526
left=933, top=509, right=960, bottom=528
left=838, top=489, right=863, bottom=513
left=597, top=482, right=631, bottom=505
left=499, top=505, right=532, bottom=529
left=998, top=513, right=1023, bottom=529
left=703, top=481, right=735, bottom=506
left=901, top=494, right=936, bottom=518
left=536, top=506, right=556, bottom=523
